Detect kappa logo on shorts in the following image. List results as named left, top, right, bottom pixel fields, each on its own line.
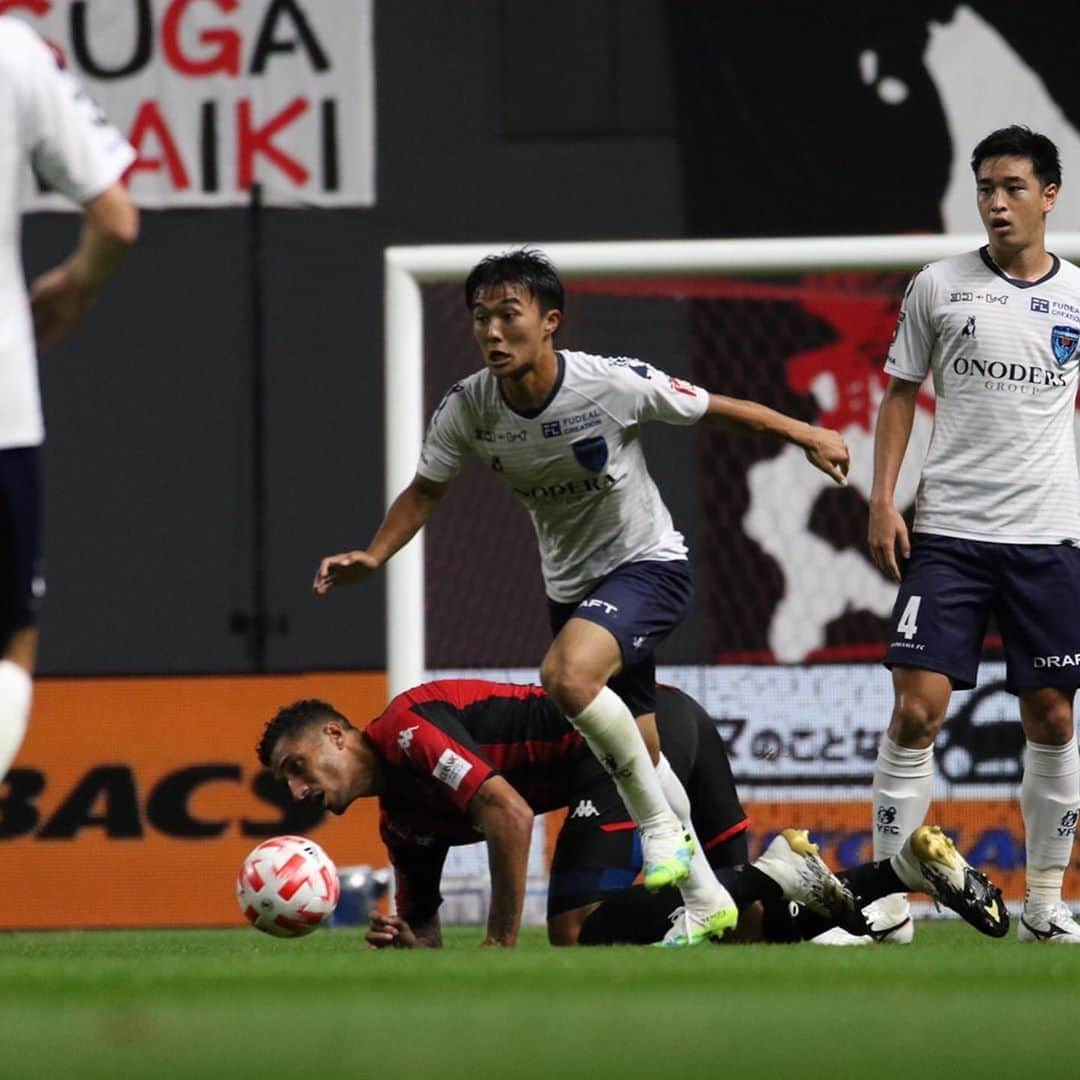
left=1051, top=325, right=1080, bottom=365
left=570, top=799, right=600, bottom=819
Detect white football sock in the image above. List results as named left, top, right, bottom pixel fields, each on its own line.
left=1021, top=739, right=1080, bottom=909
left=0, top=660, right=32, bottom=780
left=655, top=753, right=734, bottom=913
left=569, top=687, right=680, bottom=837
left=872, top=734, right=934, bottom=862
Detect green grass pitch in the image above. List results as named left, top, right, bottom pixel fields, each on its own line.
left=1, top=921, right=1077, bottom=1079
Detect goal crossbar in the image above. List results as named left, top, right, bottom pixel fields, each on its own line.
left=383, top=232, right=1080, bottom=695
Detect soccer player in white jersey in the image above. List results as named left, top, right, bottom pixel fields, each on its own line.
left=0, top=18, right=138, bottom=783
left=857, top=126, right=1080, bottom=945
left=315, top=248, right=849, bottom=944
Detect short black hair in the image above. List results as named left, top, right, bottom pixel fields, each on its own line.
left=256, top=699, right=352, bottom=767
left=464, top=246, right=565, bottom=315
left=971, top=126, right=1062, bottom=189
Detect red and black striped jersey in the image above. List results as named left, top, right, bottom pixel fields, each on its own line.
left=364, top=679, right=589, bottom=923
left=365, top=679, right=588, bottom=844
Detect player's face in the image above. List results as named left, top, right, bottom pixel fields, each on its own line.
left=271, top=725, right=362, bottom=815
left=976, top=155, right=1057, bottom=253
left=471, top=283, right=560, bottom=379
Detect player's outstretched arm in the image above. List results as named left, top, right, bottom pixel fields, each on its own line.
left=30, top=182, right=139, bottom=349
left=313, top=473, right=448, bottom=595
left=703, top=394, right=850, bottom=485
left=868, top=377, right=919, bottom=582
left=470, top=776, right=534, bottom=948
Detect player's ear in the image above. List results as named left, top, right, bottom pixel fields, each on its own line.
left=1043, top=182, right=1059, bottom=214
left=542, top=307, right=561, bottom=337
left=324, top=721, right=346, bottom=747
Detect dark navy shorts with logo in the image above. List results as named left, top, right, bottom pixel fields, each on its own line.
left=547, top=559, right=693, bottom=716
left=547, top=686, right=749, bottom=919
left=0, top=447, right=44, bottom=650
left=884, top=533, right=1080, bottom=692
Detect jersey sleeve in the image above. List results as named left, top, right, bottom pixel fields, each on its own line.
left=603, top=356, right=710, bottom=425
left=416, top=383, right=473, bottom=483
left=884, top=266, right=936, bottom=383
left=380, top=815, right=448, bottom=927
left=365, top=698, right=495, bottom=813
left=9, top=20, right=135, bottom=203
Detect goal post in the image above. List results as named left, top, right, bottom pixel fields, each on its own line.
left=384, top=231, right=1080, bottom=695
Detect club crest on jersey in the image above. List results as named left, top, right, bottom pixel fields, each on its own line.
left=572, top=435, right=608, bottom=473
left=1051, top=325, right=1080, bottom=365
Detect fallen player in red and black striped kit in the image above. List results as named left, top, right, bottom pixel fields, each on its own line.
left=256, top=681, right=1008, bottom=947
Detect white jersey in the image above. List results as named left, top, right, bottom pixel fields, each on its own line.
left=418, top=350, right=708, bottom=602
left=0, top=17, right=135, bottom=450
left=886, top=248, right=1080, bottom=543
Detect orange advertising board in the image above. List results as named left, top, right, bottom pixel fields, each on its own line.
left=1, top=673, right=389, bottom=929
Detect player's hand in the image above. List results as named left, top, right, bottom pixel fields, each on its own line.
left=365, top=912, right=417, bottom=949
left=313, top=550, right=380, bottom=595
left=29, top=262, right=96, bottom=349
left=868, top=500, right=910, bottom=582
left=802, top=426, right=849, bottom=486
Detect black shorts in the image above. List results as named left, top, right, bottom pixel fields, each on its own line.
left=884, top=533, right=1080, bottom=691
left=0, top=447, right=44, bottom=650
left=546, top=684, right=749, bottom=917
left=548, top=560, right=693, bottom=716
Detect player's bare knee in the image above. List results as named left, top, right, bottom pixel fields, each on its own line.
left=889, top=697, right=944, bottom=745
left=540, top=656, right=602, bottom=717
left=547, top=918, right=582, bottom=947
left=1021, top=694, right=1075, bottom=745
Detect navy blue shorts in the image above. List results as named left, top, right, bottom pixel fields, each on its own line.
left=548, top=559, right=693, bottom=716
left=547, top=685, right=749, bottom=918
left=0, top=447, right=44, bottom=650
left=884, top=533, right=1080, bottom=692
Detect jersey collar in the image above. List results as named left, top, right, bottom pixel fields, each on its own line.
left=979, top=245, right=1060, bottom=289
left=499, top=351, right=565, bottom=419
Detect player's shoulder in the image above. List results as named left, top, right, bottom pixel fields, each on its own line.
left=1050, top=252, right=1080, bottom=284
left=432, top=370, right=490, bottom=417
left=921, top=250, right=985, bottom=282
left=0, top=15, right=52, bottom=73
left=562, top=348, right=659, bottom=388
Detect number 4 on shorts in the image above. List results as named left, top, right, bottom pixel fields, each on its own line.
left=897, top=595, right=921, bottom=640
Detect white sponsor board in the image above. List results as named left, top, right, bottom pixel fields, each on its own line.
left=431, top=663, right=1024, bottom=800
left=13, top=0, right=374, bottom=208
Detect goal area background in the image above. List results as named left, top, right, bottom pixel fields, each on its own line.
left=385, top=236, right=1080, bottom=910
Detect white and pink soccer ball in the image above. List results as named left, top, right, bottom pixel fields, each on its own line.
left=236, top=835, right=339, bottom=938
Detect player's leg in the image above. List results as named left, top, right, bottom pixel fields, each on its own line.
left=996, top=542, right=1080, bottom=942
left=540, top=617, right=688, bottom=880
left=1016, top=685, right=1080, bottom=941
left=0, top=448, right=41, bottom=780
left=542, top=562, right=698, bottom=897
left=548, top=716, right=742, bottom=946
left=860, top=535, right=991, bottom=943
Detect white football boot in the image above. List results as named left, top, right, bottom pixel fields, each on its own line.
left=810, top=894, right=914, bottom=946
left=1018, top=903, right=1080, bottom=943
left=753, top=828, right=865, bottom=935
left=892, top=825, right=1008, bottom=938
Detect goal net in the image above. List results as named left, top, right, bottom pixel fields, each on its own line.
left=384, top=235, right=1080, bottom=915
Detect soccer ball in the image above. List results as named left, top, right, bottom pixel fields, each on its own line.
left=236, top=834, right=340, bottom=938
